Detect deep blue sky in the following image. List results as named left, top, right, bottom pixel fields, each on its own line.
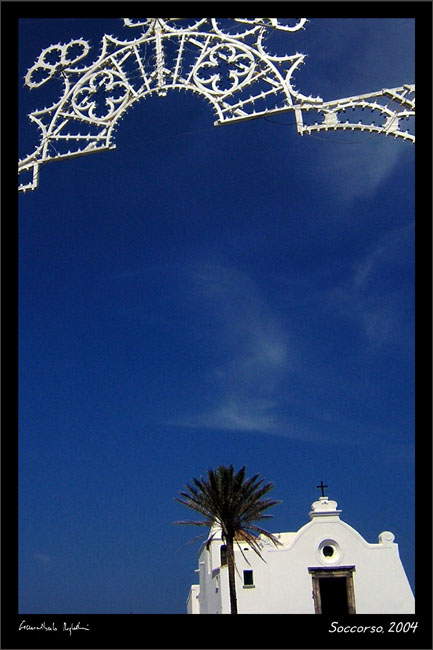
left=18, top=17, right=415, bottom=614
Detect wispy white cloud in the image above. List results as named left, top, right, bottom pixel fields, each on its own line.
left=314, top=136, right=413, bottom=205
left=171, top=263, right=290, bottom=434
left=352, top=223, right=414, bottom=289
left=325, top=223, right=414, bottom=346
left=169, top=237, right=412, bottom=450
left=33, top=552, right=52, bottom=567
left=178, top=399, right=281, bottom=434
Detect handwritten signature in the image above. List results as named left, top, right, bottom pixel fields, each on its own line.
left=63, top=622, right=90, bottom=635
left=19, top=620, right=90, bottom=634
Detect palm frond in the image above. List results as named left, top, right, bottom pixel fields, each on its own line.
left=175, top=464, right=281, bottom=546
left=175, top=464, right=282, bottom=614
left=174, top=531, right=210, bottom=553
left=173, top=519, right=213, bottom=527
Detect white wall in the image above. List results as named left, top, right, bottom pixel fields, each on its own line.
left=187, top=498, right=414, bottom=614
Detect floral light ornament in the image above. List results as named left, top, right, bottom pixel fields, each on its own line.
left=18, top=18, right=415, bottom=192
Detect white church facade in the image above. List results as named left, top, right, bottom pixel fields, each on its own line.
left=186, top=492, right=414, bottom=614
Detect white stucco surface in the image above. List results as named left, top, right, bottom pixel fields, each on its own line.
left=186, top=496, right=414, bottom=614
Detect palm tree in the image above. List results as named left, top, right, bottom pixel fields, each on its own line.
left=175, top=464, right=281, bottom=614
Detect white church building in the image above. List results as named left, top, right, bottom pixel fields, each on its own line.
left=186, top=491, right=414, bottom=614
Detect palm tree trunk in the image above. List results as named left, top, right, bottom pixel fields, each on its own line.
left=226, top=538, right=238, bottom=614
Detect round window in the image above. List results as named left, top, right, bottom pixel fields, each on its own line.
left=322, top=545, right=334, bottom=557
left=317, top=539, right=341, bottom=563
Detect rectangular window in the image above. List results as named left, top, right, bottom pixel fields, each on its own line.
left=220, top=545, right=227, bottom=566
left=309, top=566, right=356, bottom=614
left=243, top=570, right=254, bottom=587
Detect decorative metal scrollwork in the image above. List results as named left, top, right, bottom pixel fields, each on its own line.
left=18, top=18, right=415, bottom=192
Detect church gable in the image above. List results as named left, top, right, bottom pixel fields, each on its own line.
left=187, top=490, right=414, bottom=614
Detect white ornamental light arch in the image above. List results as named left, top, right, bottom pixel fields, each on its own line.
left=18, top=18, right=415, bottom=193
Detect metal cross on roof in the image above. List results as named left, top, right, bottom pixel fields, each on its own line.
left=316, top=481, right=328, bottom=497
left=18, top=18, right=415, bottom=193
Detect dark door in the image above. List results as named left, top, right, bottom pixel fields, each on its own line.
left=319, top=577, right=349, bottom=615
